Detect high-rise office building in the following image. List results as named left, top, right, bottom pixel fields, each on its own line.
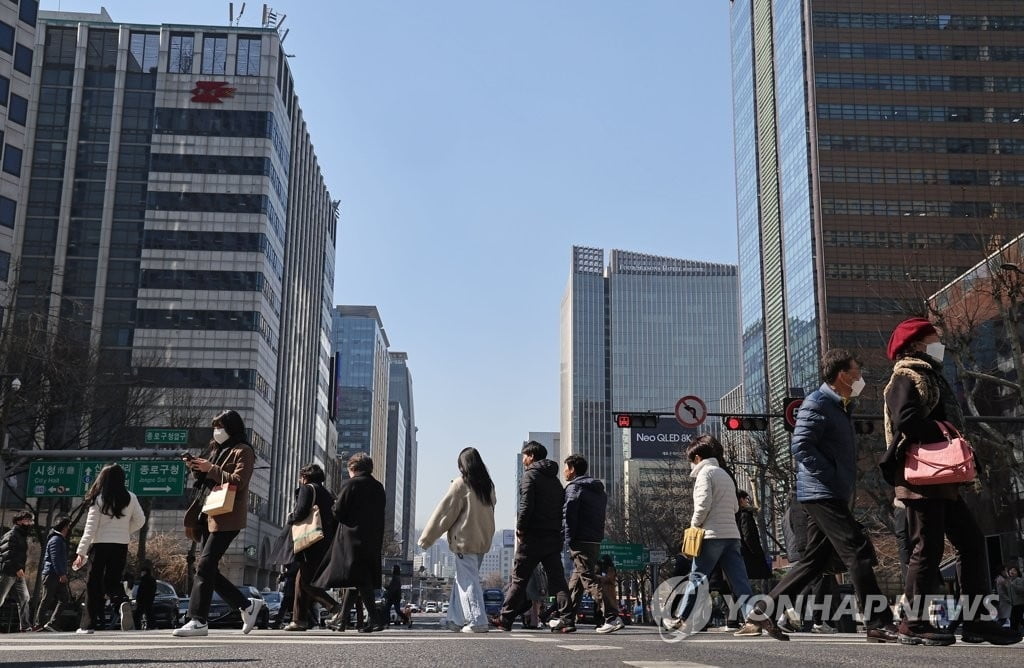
left=560, top=247, right=740, bottom=508
left=9, top=9, right=337, bottom=585
left=730, top=0, right=1024, bottom=417
left=388, top=350, right=417, bottom=559
left=0, top=1, right=38, bottom=298
left=332, top=305, right=390, bottom=468
left=517, top=431, right=560, bottom=495
left=384, top=400, right=406, bottom=552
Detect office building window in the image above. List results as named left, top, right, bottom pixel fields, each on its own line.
left=3, top=145, right=22, bottom=176
left=13, top=43, right=32, bottom=75
left=236, top=36, right=261, bottom=75
left=0, top=195, right=15, bottom=228
left=128, top=32, right=159, bottom=73
left=201, top=34, right=227, bottom=74
left=0, top=21, right=12, bottom=53
left=19, top=1, right=38, bottom=27
left=43, top=26, right=77, bottom=67
left=0, top=250, right=9, bottom=279
left=168, top=33, right=195, bottom=73
left=0, top=75, right=8, bottom=106
left=8, top=93, right=27, bottom=125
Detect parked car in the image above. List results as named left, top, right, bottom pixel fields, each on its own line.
left=262, top=591, right=283, bottom=626
left=424, top=602, right=438, bottom=613
left=576, top=594, right=597, bottom=624
left=483, top=589, right=503, bottom=617
left=185, top=586, right=269, bottom=629
left=408, top=603, right=421, bottom=613
left=131, top=580, right=180, bottom=629
left=441, top=602, right=449, bottom=614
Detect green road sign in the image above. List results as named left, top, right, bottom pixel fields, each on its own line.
left=599, top=540, right=650, bottom=571
left=144, top=429, right=189, bottom=445
left=28, top=459, right=186, bottom=497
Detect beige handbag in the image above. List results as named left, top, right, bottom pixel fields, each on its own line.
left=681, top=526, right=705, bottom=558
left=201, top=483, right=236, bottom=517
left=291, top=485, right=325, bottom=553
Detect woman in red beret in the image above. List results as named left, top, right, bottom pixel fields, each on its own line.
left=881, top=318, right=1021, bottom=646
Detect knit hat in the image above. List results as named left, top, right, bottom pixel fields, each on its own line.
left=886, top=317, right=937, bottom=360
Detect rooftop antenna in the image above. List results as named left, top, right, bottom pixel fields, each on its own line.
left=229, top=2, right=233, bottom=24
left=236, top=3, right=246, bottom=26
left=280, top=28, right=290, bottom=44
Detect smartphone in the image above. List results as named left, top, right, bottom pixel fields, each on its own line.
left=181, top=452, right=195, bottom=462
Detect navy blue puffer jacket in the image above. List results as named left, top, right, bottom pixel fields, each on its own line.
left=791, top=383, right=857, bottom=503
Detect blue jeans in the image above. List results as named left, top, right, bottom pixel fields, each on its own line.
left=676, top=538, right=752, bottom=622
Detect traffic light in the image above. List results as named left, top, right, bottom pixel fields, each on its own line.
left=854, top=420, right=875, bottom=435
left=782, top=397, right=803, bottom=433
left=722, top=415, right=769, bottom=431
left=615, top=413, right=658, bottom=429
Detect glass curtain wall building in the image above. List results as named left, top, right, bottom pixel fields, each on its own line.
left=332, top=305, right=390, bottom=470
left=387, top=350, right=417, bottom=559
left=9, top=9, right=337, bottom=586
left=560, top=247, right=740, bottom=510
left=730, top=0, right=1024, bottom=416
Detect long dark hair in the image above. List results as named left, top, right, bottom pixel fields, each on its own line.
left=209, top=409, right=248, bottom=453
left=86, top=463, right=131, bottom=518
left=458, top=447, right=495, bottom=507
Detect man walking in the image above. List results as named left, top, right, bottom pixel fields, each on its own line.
left=736, top=349, right=898, bottom=642
left=562, top=454, right=623, bottom=634
left=0, top=511, right=34, bottom=632
left=314, top=453, right=386, bottom=633
left=34, top=515, right=72, bottom=632
left=492, top=441, right=573, bottom=632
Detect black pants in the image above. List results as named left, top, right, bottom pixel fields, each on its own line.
left=499, top=537, right=571, bottom=626
left=85, top=543, right=128, bottom=630
left=567, top=541, right=618, bottom=623
left=188, top=530, right=248, bottom=622
left=1011, top=604, right=1024, bottom=632
left=903, top=496, right=986, bottom=624
left=764, top=499, right=892, bottom=629
left=341, top=583, right=378, bottom=628
left=810, top=574, right=838, bottom=625
left=385, top=598, right=406, bottom=624
left=35, top=574, right=71, bottom=628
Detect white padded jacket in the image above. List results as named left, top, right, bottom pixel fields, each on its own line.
left=76, top=492, right=146, bottom=555
left=689, top=458, right=740, bottom=540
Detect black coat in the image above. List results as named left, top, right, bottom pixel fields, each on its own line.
left=313, top=472, right=386, bottom=589
left=517, top=459, right=564, bottom=541
left=288, top=482, right=337, bottom=565
left=736, top=507, right=771, bottom=579
left=0, top=524, right=29, bottom=575
left=563, top=475, right=607, bottom=544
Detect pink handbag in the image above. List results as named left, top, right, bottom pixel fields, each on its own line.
left=904, top=421, right=977, bottom=486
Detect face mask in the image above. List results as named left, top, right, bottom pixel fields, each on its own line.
left=925, top=341, right=945, bottom=363
left=850, top=377, right=866, bottom=398
left=213, top=428, right=229, bottom=444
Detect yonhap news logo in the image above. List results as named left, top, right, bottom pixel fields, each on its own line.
left=652, top=574, right=712, bottom=643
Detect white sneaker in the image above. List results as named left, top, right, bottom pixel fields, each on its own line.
left=75, top=628, right=94, bottom=635
left=662, top=617, right=682, bottom=631
left=444, top=620, right=463, bottom=632
left=120, top=602, right=135, bottom=631
left=462, top=624, right=488, bottom=633
left=172, top=619, right=208, bottom=637
left=596, top=617, right=625, bottom=634
left=812, top=622, right=837, bottom=634
left=240, top=598, right=264, bottom=635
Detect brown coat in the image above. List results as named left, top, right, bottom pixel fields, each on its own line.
left=196, top=442, right=255, bottom=532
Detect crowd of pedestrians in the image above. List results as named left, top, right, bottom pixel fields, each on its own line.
left=1, top=317, right=1023, bottom=650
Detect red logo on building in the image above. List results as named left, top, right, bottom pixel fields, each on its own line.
left=191, top=81, right=236, bottom=103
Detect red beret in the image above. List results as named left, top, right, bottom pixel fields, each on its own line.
left=887, top=317, right=937, bottom=360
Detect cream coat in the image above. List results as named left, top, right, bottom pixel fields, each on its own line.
left=689, top=458, right=740, bottom=540
left=418, top=476, right=496, bottom=555
left=76, top=492, right=146, bottom=555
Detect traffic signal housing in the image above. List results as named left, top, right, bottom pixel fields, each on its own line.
left=615, top=413, right=658, bottom=429
left=722, top=415, right=769, bottom=431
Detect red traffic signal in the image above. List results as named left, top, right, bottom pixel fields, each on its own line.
left=614, top=413, right=658, bottom=429
left=722, top=415, right=768, bottom=431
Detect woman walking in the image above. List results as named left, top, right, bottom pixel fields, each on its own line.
left=73, top=464, right=145, bottom=633
left=667, top=435, right=753, bottom=634
left=174, top=410, right=264, bottom=637
left=285, top=463, right=340, bottom=631
left=881, top=317, right=1021, bottom=646
left=419, top=447, right=496, bottom=633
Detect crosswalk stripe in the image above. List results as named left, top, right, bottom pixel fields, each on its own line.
left=623, top=662, right=719, bottom=668
left=558, top=644, right=623, bottom=651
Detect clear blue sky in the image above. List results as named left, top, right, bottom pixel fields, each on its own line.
left=55, top=1, right=738, bottom=531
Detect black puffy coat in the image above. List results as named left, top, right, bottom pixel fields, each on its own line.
left=313, top=472, right=385, bottom=589
left=516, top=459, right=564, bottom=540
left=0, top=524, right=29, bottom=575
left=736, top=507, right=771, bottom=579
left=563, top=475, right=607, bottom=543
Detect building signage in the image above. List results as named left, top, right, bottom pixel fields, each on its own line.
left=629, top=417, right=699, bottom=460
left=191, top=81, right=236, bottom=103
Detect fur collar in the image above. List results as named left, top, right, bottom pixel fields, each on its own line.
left=883, top=356, right=941, bottom=445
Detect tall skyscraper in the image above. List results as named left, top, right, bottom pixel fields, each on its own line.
left=7, top=9, right=337, bottom=585
left=0, top=1, right=37, bottom=299
left=387, top=350, right=417, bottom=559
left=730, top=0, right=1024, bottom=416
left=332, top=305, right=390, bottom=469
left=384, top=401, right=406, bottom=552
left=560, top=247, right=740, bottom=508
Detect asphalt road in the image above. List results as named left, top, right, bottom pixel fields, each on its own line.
left=0, top=623, right=1020, bottom=667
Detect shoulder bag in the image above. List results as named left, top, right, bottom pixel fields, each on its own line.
left=200, top=446, right=238, bottom=517
left=903, top=420, right=977, bottom=486
left=291, top=484, right=326, bottom=553
left=681, top=526, right=705, bottom=559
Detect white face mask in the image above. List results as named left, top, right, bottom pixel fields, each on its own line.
left=850, top=377, right=866, bottom=398
left=925, top=341, right=945, bottom=363
left=213, top=427, right=229, bottom=444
